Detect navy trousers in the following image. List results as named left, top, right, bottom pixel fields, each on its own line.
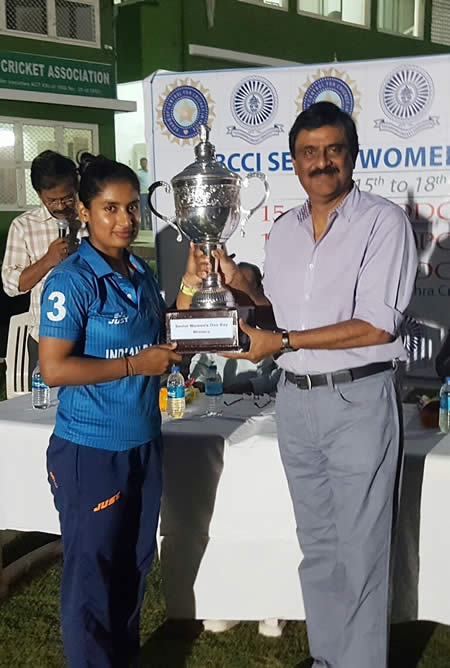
left=47, top=434, right=162, bottom=668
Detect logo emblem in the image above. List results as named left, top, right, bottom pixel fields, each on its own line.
left=297, top=68, right=361, bottom=118
left=375, top=65, right=438, bottom=138
left=108, top=312, right=129, bottom=325
left=228, top=76, right=283, bottom=144
left=93, top=491, right=121, bottom=513
left=157, top=78, right=216, bottom=145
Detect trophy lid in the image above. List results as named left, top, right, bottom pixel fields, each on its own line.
left=171, top=124, right=240, bottom=186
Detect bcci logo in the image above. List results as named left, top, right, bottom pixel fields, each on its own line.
left=297, top=68, right=361, bottom=118
left=375, top=65, right=438, bottom=138
left=157, top=78, right=215, bottom=145
left=227, top=76, right=283, bottom=144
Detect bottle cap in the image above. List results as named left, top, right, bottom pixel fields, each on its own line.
left=172, top=365, right=180, bottom=373
left=446, top=377, right=450, bottom=383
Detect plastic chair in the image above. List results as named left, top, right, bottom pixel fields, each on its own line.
left=6, top=312, right=30, bottom=399
left=401, top=315, right=446, bottom=392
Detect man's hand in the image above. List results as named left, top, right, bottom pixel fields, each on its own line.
left=182, top=242, right=211, bottom=288
left=18, top=237, right=70, bottom=292
left=44, top=238, right=69, bottom=269
left=223, top=319, right=282, bottom=363
left=133, top=343, right=182, bottom=376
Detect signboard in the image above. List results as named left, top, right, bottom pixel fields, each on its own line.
left=0, top=51, right=115, bottom=98
left=145, top=56, right=450, bottom=376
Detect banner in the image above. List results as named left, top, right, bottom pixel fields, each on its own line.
left=144, top=55, right=450, bottom=376
left=0, top=50, right=115, bottom=98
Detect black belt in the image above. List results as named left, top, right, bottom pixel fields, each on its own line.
left=285, top=361, right=393, bottom=391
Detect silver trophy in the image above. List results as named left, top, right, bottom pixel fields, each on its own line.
left=148, top=124, right=269, bottom=353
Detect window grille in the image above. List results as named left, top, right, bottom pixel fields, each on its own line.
left=431, top=0, right=450, bottom=46
left=0, top=0, right=100, bottom=47
left=0, top=117, right=98, bottom=210
left=55, top=0, right=96, bottom=43
left=298, top=0, right=369, bottom=27
left=0, top=123, right=17, bottom=207
left=6, top=0, right=47, bottom=34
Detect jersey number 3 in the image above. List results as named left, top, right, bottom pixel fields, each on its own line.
left=47, top=291, right=67, bottom=322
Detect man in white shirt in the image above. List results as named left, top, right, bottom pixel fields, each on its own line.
left=2, top=150, right=86, bottom=382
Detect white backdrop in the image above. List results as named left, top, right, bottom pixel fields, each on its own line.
left=144, top=55, right=450, bottom=371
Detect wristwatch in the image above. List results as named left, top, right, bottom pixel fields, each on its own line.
left=280, top=330, right=294, bottom=353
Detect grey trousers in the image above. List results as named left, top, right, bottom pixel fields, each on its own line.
left=276, top=370, right=401, bottom=668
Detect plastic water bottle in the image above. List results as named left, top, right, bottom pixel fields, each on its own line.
left=32, top=361, right=50, bottom=410
left=167, top=365, right=185, bottom=419
left=439, top=376, right=450, bottom=433
left=205, top=364, right=223, bottom=416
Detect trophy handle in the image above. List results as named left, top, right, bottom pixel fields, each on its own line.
left=147, top=181, right=183, bottom=242
left=239, top=172, right=270, bottom=236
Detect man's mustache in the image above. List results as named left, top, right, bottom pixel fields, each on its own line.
left=52, top=207, right=74, bottom=216
left=309, top=166, right=339, bottom=177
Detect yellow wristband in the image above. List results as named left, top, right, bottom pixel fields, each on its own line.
left=180, top=280, right=199, bottom=297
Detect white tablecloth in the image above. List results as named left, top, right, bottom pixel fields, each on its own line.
left=0, top=394, right=449, bottom=624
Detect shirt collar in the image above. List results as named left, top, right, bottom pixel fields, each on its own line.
left=78, top=239, right=145, bottom=278
left=128, top=253, right=145, bottom=275
left=297, top=181, right=360, bottom=225
left=38, top=203, right=54, bottom=222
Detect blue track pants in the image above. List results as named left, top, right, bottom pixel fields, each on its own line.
left=47, top=434, right=162, bottom=668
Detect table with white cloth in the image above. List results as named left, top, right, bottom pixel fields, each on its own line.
left=0, top=393, right=449, bottom=625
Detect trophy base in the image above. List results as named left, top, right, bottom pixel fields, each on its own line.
left=166, top=307, right=248, bottom=354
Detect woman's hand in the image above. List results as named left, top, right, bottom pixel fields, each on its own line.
left=212, top=247, right=238, bottom=286
left=182, top=242, right=211, bottom=288
left=133, top=344, right=182, bottom=376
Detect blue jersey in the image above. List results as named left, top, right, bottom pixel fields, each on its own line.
left=40, top=239, right=166, bottom=451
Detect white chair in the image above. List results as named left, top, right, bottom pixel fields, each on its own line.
left=6, top=312, right=30, bottom=399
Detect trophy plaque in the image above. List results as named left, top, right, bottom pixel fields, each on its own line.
left=148, top=125, right=269, bottom=353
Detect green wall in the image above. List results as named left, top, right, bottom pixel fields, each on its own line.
left=117, top=0, right=184, bottom=81
left=116, top=0, right=450, bottom=84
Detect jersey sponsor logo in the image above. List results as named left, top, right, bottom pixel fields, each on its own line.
left=46, top=291, right=66, bottom=322
left=157, top=78, right=215, bottom=145
left=297, top=67, right=361, bottom=118
left=93, top=491, right=121, bottom=512
left=227, top=76, right=283, bottom=145
left=375, top=65, right=438, bottom=138
left=105, top=343, right=150, bottom=358
left=107, top=312, right=129, bottom=325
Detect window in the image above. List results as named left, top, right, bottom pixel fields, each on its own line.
left=377, top=0, right=424, bottom=38
left=431, top=0, right=450, bottom=46
left=298, top=0, right=369, bottom=27
left=238, top=0, right=288, bottom=10
left=0, top=117, right=98, bottom=210
left=0, top=0, right=100, bottom=47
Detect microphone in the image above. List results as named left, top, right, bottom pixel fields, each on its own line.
left=57, top=219, right=69, bottom=238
